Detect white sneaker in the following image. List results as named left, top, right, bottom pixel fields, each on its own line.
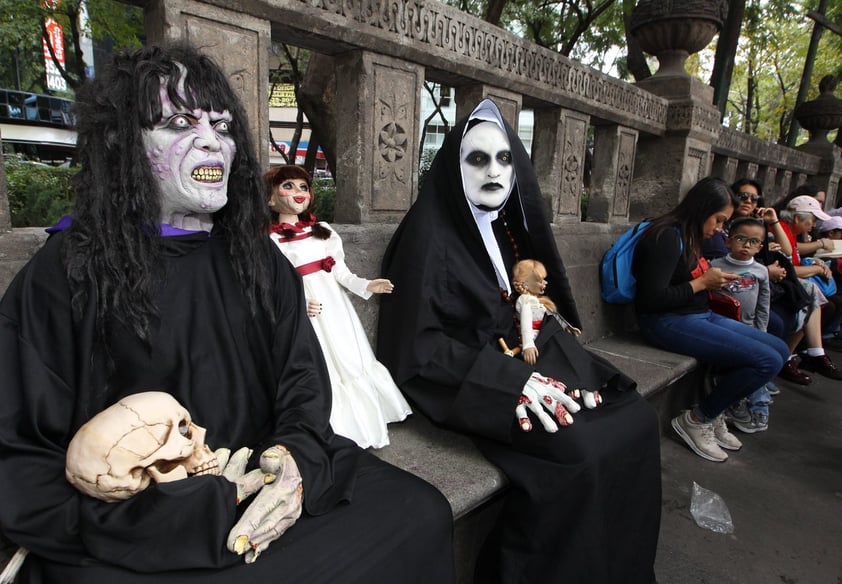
left=671, top=410, right=728, bottom=462
left=712, top=415, right=743, bottom=451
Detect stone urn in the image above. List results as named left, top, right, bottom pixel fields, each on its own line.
left=630, top=0, right=725, bottom=77
left=795, top=75, right=842, bottom=144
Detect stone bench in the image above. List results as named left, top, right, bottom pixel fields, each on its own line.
left=0, top=224, right=702, bottom=583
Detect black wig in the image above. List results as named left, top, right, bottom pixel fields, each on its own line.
left=65, top=44, right=273, bottom=346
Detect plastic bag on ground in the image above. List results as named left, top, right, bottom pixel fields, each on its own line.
left=690, top=481, right=734, bottom=534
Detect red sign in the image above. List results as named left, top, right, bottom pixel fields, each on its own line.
left=43, top=18, right=65, bottom=63
left=43, top=18, right=67, bottom=91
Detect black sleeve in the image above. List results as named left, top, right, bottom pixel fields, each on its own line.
left=633, top=226, right=700, bottom=314
left=0, top=243, right=241, bottom=571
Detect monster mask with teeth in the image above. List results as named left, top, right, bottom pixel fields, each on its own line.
left=142, top=70, right=236, bottom=232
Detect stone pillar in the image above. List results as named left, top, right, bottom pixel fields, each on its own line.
left=531, top=107, right=590, bottom=223
left=455, top=85, right=521, bottom=130
left=736, top=160, right=758, bottom=180
left=587, top=125, right=638, bottom=223
left=806, top=158, right=842, bottom=209
left=774, top=170, right=793, bottom=204
left=631, top=76, right=720, bottom=221
left=144, top=0, right=271, bottom=167
left=333, top=50, right=423, bottom=223
left=0, top=128, right=10, bottom=231
left=711, top=155, right=737, bottom=185
left=759, top=166, right=777, bottom=190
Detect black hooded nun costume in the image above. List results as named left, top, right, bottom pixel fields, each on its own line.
left=377, top=100, right=661, bottom=583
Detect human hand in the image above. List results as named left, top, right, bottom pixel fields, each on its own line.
left=522, top=346, right=538, bottom=365
left=766, top=261, right=787, bottom=283
left=366, top=278, right=394, bottom=294
left=701, top=267, right=740, bottom=290
left=306, top=299, right=322, bottom=317
left=515, top=373, right=582, bottom=433
left=227, top=446, right=303, bottom=563
left=756, top=207, right=779, bottom=224
left=767, top=242, right=782, bottom=252
left=815, top=261, right=832, bottom=279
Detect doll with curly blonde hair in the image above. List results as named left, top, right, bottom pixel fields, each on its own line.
left=512, top=259, right=557, bottom=365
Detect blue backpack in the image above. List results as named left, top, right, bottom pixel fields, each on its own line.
left=600, top=221, right=651, bottom=304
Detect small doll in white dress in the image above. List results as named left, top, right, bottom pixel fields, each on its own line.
left=265, top=165, right=411, bottom=449
left=512, top=259, right=557, bottom=366
left=512, top=259, right=600, bottom=408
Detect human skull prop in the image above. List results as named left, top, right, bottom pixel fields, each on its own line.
left=66, top=391, right=220, bottom=502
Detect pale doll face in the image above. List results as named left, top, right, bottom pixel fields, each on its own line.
left=142, top=74, right=236, bottom=223
left=460, top=122, right=514, bottom=210
left=269, top=178, right=311, bottom=216
left=523, top=270, right=547, bottom=296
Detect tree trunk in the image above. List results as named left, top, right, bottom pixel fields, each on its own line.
left=710, top=0, right=745, bottom=119
left=483, top=0, right=508, bottom=26
left=298, top=52, right=337, bottom=180
left=623, top=0, right=651, bottom=82
left=744, top=61, right=755, bottom=135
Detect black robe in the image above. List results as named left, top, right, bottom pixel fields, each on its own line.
left=0, top=229, right=454, bottom=583
left=377, top=106, right=661, bottom=583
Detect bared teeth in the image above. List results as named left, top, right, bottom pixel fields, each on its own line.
left=191, top=166, right=224, bottom=183
left=190, top=459, right=221, bottom=476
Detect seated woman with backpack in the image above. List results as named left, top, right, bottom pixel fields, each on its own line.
left=632, top=177, right=790, bottom=463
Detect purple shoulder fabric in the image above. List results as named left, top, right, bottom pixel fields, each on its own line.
left=44, top=216, right=209, bottom=238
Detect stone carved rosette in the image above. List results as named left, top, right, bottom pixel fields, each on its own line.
left=372, top=66, right=417, bottom=212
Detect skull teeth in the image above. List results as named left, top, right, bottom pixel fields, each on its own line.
left=190, top=458, right=221, bottom=476
left=191, top=166, right=224, bottom=183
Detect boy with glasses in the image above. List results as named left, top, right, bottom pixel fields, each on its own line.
left=711, top=217, right=774, bottom=433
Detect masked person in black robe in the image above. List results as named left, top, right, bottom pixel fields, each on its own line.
left=0, top=44, right=454, bottom=584
left=377, top=99, right=661, bottom=583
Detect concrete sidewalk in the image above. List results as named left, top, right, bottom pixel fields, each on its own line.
left=655, top=352, right=842, bottom=583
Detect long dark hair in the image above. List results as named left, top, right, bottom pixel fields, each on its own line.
left=644, top=176, right=737, bottom=265
left=65, top=44, right=273, bottom=347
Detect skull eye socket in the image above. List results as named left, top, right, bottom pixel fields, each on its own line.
left=179, top=419, right=192, bottom=439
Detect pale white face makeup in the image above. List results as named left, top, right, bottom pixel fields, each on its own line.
left=460, top=122, right=514, bottom=210
left=142, top=74, right=236, bottom=228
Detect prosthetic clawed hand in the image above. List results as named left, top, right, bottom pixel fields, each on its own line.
left=516, top=373, right=580, bottom=433
left=515, top=373, right=604, bottom=433
left=226, top=445, right=304, bottom=564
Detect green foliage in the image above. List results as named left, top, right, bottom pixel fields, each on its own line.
left=4, top=158, right=77, bottom=227
left=723, top=0, right=842, bottom=143
left=0, top=0, right=143, bottom=94
left=441, top=0, right=622, bottom=61
left=311, top=178, right=336, bottom=223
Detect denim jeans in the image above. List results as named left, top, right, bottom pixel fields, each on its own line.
left=747, top=385, right=771, bottom=416
left=638, top=311, right=789, bottom=420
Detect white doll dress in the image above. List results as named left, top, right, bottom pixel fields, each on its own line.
left=270, top=223, right=411, bottom=448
